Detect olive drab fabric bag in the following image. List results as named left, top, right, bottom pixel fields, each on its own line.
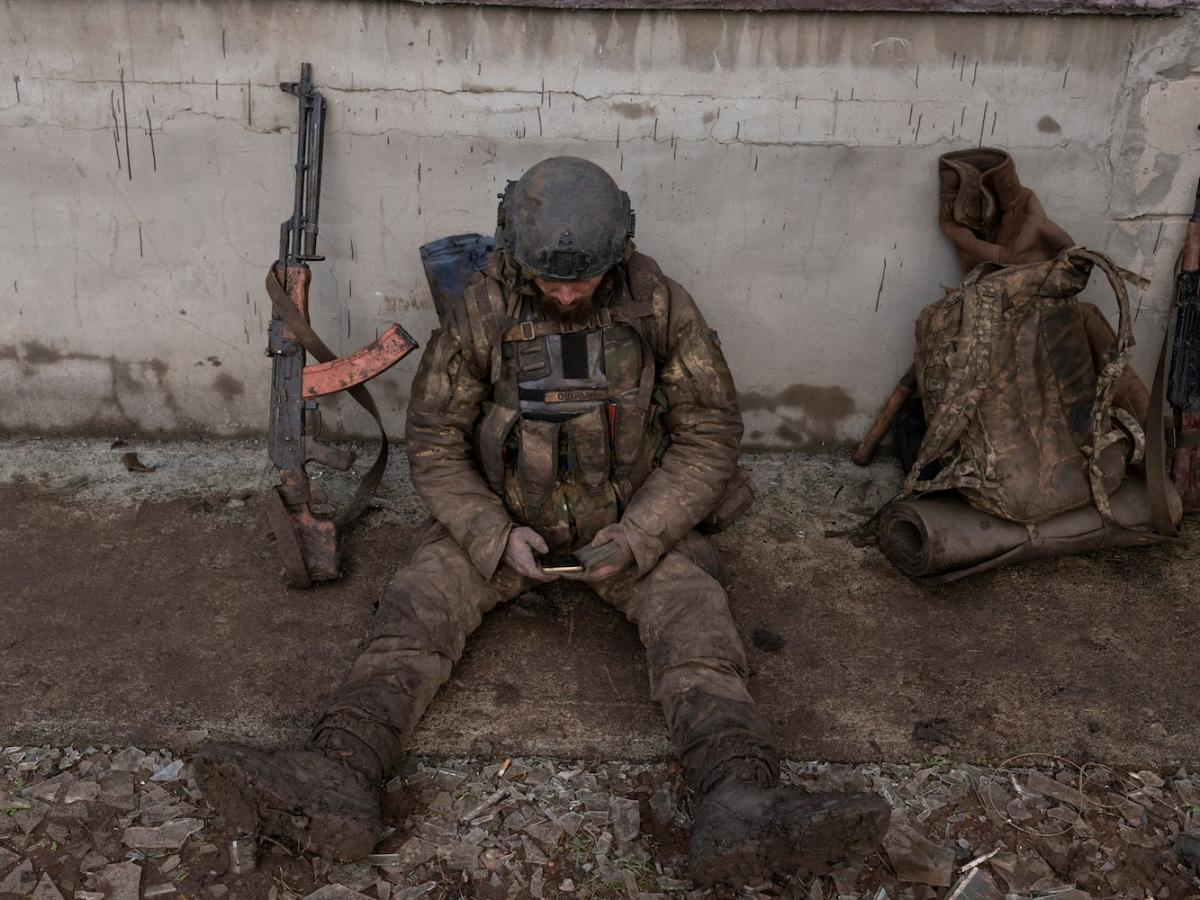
left=904, top=248, right=1145, bottom=524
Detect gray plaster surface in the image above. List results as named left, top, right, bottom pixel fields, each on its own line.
left=2, top=438, right=1197, bottom=769
left=4, top=3, right=1200, bottom=447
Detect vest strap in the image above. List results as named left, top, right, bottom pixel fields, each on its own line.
left=500, top=301, right=656, bottom=343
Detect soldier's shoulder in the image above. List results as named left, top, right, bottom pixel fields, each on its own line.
left=624, top=252, right=684, bottom=359
left=626, top=251, right=700, bottom=321
left=627, top=250, right=664, bottom=278
left=627, top=251, right=695, bottom=297
left=627, top=251, right=679, bottom=300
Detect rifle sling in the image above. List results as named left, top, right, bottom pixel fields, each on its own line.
left=1146, top=314, right=1180, bottom=538
left=266, top=267, right=387, bottom=529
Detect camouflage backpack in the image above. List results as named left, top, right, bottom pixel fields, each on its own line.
left=904, top=248, right=1143, bottom=524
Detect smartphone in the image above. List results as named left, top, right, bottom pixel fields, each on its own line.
left=539, top=553, right=585, bottom=575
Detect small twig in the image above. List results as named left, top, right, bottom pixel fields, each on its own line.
left=976, top=752, right=1097, bottom=838
left=959, top=847, right=1000, bottom=872
left=258, top=833, right=294, bottom=856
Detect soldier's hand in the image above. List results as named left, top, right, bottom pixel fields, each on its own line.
left=564, top=524, right=634, bottom=583
left=503, top=526, right=557, bottom=582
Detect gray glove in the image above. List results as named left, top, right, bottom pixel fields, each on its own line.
left=502, top=526, right=556, bottom=582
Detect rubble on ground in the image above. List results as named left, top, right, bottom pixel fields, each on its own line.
left=1, top=745, right=1196, bottom=899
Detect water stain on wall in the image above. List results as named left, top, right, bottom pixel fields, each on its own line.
left=1, top=341, right=184, bottom=433
left=740, top=382, right=855, bottom=417
left=212, top=372, right=245, bottom=402
left=1037, top=115, right=1061, bottom=134
left=611, top=100, right=656, bottom=119
left=1136, top=153, right=1181, bottom=208
left=1159, top=60, right=1198, bottom=81
left=739, top=383, right=856, bottom=449
left=379, top=378, right=406, bottom=413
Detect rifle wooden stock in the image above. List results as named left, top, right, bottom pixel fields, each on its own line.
left=853, top=367, right=916, bottom=466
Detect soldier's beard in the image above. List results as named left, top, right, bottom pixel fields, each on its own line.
left=540, top=295, right=596, bottom=327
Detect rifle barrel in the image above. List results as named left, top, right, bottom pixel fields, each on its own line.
left=278, top=62, right=325, bottom=269
left=302, top=91, right=325, bottom=259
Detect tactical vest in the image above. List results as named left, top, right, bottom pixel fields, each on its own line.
left=454, top=253, right=671, bottom=550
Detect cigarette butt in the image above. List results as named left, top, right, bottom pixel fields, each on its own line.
left=498, top=757, right=512, bottom=778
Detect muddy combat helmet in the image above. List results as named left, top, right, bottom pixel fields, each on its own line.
left=497, top=156, right=634, bottom=280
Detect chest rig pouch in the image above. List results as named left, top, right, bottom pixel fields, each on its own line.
left=477, top=285, right=663, bottom=536
left=421, top=238, right=672, bottom=544
left=505, top=325, right=614, bottom=504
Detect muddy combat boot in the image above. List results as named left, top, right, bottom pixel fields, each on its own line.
left=193, top=735, right=382, bottom=861
left=687, top=775, right=891, bottom=886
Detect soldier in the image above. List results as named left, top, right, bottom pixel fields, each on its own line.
left=196, top=157, right=888, bottom=885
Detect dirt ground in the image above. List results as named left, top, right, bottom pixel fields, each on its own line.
left=4, top=744, right=1198, bottom=900
left=1, top=437, right=1198, bottom=769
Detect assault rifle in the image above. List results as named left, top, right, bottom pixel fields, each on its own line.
left=264, top=63, right=418, bottom=587
left=1165, top=178, right=1200, bottom=513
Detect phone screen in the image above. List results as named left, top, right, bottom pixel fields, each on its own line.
left=539, top=553, right=584, bottom=574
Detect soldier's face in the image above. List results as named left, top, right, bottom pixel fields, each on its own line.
left=533, top=273, right=605, bottom=314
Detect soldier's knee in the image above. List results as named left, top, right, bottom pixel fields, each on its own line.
left=646, top=635, right=747, bottom=680
left=347, top=637, right=455, bottom=685
left=642, top=570, right=733, bottom=634
left=370, top=582, right=475, bottom=659
left=635, top=569, right=747, bottom=683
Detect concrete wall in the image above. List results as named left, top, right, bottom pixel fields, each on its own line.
left=2, top=1, right=1199, bottom=448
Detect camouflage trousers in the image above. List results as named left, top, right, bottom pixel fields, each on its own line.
left=312, top=523, right=779, bottom=797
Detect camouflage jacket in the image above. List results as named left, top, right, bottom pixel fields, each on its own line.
left=404, top=250, right=743, bottom=580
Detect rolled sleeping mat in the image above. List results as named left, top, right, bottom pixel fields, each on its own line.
left=878, top=479, right=1180, bottom=584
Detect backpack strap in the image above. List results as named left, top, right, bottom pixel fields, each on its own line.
left=1069, top=249, right=1150, bottom=527
left=625, top=252, right=671, bottom=361
left=458, top=275, right=508, bottom=382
